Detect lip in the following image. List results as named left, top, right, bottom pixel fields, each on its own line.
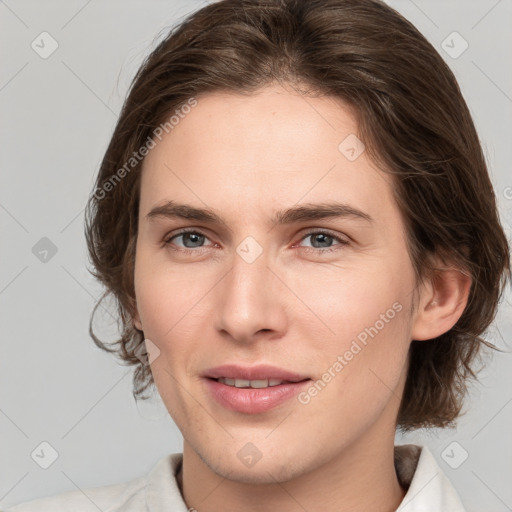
left=203, top=378, right=311, bottom=414
left=202, top=364, right=311, bottom=414
left=202, top=364, right=309, bottom=382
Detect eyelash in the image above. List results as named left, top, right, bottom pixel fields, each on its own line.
left=162, top=228, right=349, bottom=256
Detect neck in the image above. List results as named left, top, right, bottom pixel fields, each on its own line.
left=178, top=425, right=406, bottom=512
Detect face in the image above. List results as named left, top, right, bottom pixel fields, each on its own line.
left=133, top=84, right=420, bottom=483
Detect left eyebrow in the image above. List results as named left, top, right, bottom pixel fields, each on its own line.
left=270, top=202, right=373, bottom=226
left=145, top=200, right=373, bottom=227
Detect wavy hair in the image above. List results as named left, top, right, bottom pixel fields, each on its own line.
left=84, top=0, right=511, bottom=430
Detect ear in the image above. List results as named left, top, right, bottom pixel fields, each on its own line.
left=411, top=264, right=472, bottom=341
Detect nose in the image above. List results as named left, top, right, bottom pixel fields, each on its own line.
left=213, top=242, right=288, bottom=345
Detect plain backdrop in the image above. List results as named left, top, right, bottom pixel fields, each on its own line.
left=1, top=1, right=511, bottom=510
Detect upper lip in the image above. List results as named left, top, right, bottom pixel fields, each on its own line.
left=202, top=364, right=310, bottom=382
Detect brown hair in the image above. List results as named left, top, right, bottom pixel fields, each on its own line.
left=84, top=0, right=511, bottom=430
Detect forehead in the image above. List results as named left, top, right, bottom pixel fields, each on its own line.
left=139, top=84, right=397, bottom=225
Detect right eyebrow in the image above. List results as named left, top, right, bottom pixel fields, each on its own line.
left=146, top=201, right=228, bottom=226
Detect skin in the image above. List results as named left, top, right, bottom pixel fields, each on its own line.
left=132, top=83, right=471, bottom=512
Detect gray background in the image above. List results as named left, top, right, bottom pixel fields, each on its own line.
left=1, top=0, right=511, bottom=510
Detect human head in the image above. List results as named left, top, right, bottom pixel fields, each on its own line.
left=85, top=0, right=510, bottom=439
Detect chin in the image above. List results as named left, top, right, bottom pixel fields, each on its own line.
left=215, top=461, right=298, bottom=485
left=200, top=445, right=312, bottom=485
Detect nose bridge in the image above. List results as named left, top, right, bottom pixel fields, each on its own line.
left=214, top=235, right=285, bottom=341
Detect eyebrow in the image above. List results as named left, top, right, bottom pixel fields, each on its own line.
left=145, top=200, right=373, bottom=227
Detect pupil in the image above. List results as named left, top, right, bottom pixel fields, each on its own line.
left=185, top=233, right=204, bottom=248
left=313, top=233, right=332, bottom=248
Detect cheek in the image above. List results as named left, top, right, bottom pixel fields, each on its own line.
left=133, top=254, right=217, bottom=372
left=134, top=262, right=205, bottom=413
left=294, top=269, right=411, bottom=435
left=290, top=253, right=414, bottom=416
left=290, top=255, right=413, bottom=349
left=134, top=249, right=209, bottom=330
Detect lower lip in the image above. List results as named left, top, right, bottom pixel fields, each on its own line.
left=203, top=378, right=311, bottom=414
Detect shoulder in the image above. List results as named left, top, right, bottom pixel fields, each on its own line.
left=4, top=479, right=142, bottom=512
left=4, top=453, right=184, bottom=512
left=4, top=476, right=146, bottom=512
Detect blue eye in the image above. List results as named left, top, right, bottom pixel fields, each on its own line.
left=297, top=230, right=348, bottom=254
left=164, top=230, right=212, bottom=251
left=163, top=228, right=348, bottom=255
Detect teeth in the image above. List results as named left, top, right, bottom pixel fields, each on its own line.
left=217, top=377, right=286, bottom=388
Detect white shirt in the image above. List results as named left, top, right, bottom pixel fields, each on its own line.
left=5, top=444, right=466, bottom=511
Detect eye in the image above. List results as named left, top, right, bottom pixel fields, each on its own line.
left=163, top=229, right=213, bottom=252
left=163, top=228, right=349, bottom=255
left=295, top=230, right=349, bottom=254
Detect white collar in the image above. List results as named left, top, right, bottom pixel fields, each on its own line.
left=395, top=444, right=466, bottom=511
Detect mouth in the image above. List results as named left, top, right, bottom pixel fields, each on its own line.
left=202, top=363, right=310, bottom=383
left=204, top=377, right=312, bottom=414
left=211, top=377, right=309, bottom=388
left=201, top=365, right=312, bottom=414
